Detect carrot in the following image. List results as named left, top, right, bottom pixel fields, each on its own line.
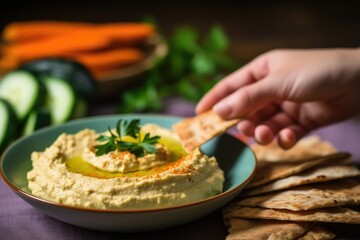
left=95, top=23, right=155, bottom=44
left=2, top=21, right=155, bottom=44
left=0, top=21, right=155, bottom=74
left=2, top=21, right=95, bottom=43
left=2, top=31, right=112, bottom=64
left=0, top=47, right=144, bottom=75
left=70, top=48, right=144, bottom=73
left=0, top=56, right=18, bottom=72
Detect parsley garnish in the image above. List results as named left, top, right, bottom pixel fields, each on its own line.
left=94, top=119, right=161, bottom=157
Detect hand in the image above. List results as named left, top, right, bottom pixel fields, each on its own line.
left=196, top=48, right=360, bottom=148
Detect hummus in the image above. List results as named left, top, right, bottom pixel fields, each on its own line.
left=27, top=123, right=225, bottom=209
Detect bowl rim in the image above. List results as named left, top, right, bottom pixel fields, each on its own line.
left=0, top=114, right=257, bottom=214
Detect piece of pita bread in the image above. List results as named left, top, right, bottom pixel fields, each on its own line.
left=298, top=225, right=336, bottom=240
left=223, top=198, right=245, bottom=218
left=172, top=110, right=240, bottom=152
left=251, top=136, right=338, bottom=163
left=226, top=218, right=312, bottom=240
left=243, top=164, right=360, bottom=196
left=227, top=206, right=360, bottom=224
left=239, top=179, right=360, bottom=211
left=246, top=152, right=351, bottom=188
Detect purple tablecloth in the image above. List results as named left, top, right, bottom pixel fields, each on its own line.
left=1, top=100, right=360, bottom=239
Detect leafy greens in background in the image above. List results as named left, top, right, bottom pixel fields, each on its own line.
left=118, top=24, right=240, bottom=113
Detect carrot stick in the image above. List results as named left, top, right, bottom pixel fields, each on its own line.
left=2, top=21, right=95, bottom=43
left=0, top=57, right=18, bottom=73
left=2, top=31, right=112, bottom=63
left=2, top=21, right=155, bottom=44
left=0, top=46, right=144, bottom=73
left=95, top=23, right=155, bottom=44
left=0, top=21, right=154, bottom=73
left=70, top=48, right=144, bottom=71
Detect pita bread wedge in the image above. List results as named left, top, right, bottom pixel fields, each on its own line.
left=172, top=110, right=240, bottom=152
left=243, top=164, right=360, bottom=196
left=298, top=225, right=335, bottom=240
left=251, top=136, right=338, bottom=163
left=226, top=218, right=312, bottom=240
left=239, top=179, right=360, bottom=211
left=246, top=152, right=351, bottom=188
left=223, top=199, right=243, bottom=216
left=228, top=206, right=360, bottom=224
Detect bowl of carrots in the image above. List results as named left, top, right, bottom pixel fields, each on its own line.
left=0, top=21, right=168, bottom=95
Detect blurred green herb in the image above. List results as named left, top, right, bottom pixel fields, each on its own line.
left=118, top=23, right=239, bottom=113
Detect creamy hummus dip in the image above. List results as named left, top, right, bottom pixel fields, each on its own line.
left=27, top=123, right=225, bottom=209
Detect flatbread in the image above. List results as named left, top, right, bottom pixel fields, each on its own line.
left=226, top=218, right=312, bottom=240
left=298, top=225, right=335, bottom=240
left=227, top=206, right=360, bottom=224
left=243, top=164, right=360, bottom=196
left=172, top=110, right=240, bottom=152
left=238, top=179, right=360, bottom=211
left=251, top=136, right=338, bottom=163
left=246, top=152, right=351, bottom=188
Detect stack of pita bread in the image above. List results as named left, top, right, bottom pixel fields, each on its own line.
left=224, top=136, right=360, bottom=240
left=173, top=110, right=360, bottom=239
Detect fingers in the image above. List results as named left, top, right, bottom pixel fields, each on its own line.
left=236, top=111, right=308, bottom=149
left=195, top=65, right=255, bottom=114
left=236, top=120, right=255, bottom=136
left=212, top=77, right=277, bottom=119
left=254, top=125, right=274, bottom=145
left=196, top=53, right=270, bottom=114
left=278, top=126, right=307, bottom=149
left=253, top=112, right=294, bottom=145
left=251, top=125, right=305, bottom=149
left=236, top=103, right=279, bottom=136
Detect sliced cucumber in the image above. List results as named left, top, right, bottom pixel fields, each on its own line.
left=22, top=109, right=51, bottom=136
left=0, top=98, right=18, bottom=153
left=43, top=76, right=76, bottom=125
left=21, top=58, right=98, bottom=100
left=0, top=70, right=44, bottom=122
left=72, top=97, right=88, bottom=119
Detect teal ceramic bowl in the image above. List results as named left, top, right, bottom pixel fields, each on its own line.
left=0, top=114, right=256, bottom=232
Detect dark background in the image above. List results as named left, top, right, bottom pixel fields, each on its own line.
left=1, top=0, right=360, bottom=62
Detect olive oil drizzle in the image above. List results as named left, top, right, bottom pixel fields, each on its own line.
left=66, top=136, right=186, bottom=179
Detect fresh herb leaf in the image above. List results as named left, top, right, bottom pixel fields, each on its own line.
left=204, top=25, right=229, bottom=53
left=123, top=119, right=140, bottom=138
left=95, top=119, right=161, bottom=157
left=117, top=23, right=240, bottom=114
left=172, top=27, right=199, bottom=53
left=140, top=133, right=161, bottom=152
left=118, top=72, right=163, bottom=113
left=191, top=52, right=216, bottom=75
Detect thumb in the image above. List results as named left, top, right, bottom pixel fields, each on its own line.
left=213, top=76, right=277, bottom=119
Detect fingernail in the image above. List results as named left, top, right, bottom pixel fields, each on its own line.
left=213, top=101, right=232, bottom=118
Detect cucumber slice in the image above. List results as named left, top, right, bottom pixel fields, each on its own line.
left=22, top=109, right=51, bottom=136
left=0, top=98, right=18, bottom=153
left=72, top=97, right=88, bottom=119
left=21, top=58, right=98, bottom=100
left=43, top=77, right=76, bottom=125
left=0, top=70, right=43, bottom=121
